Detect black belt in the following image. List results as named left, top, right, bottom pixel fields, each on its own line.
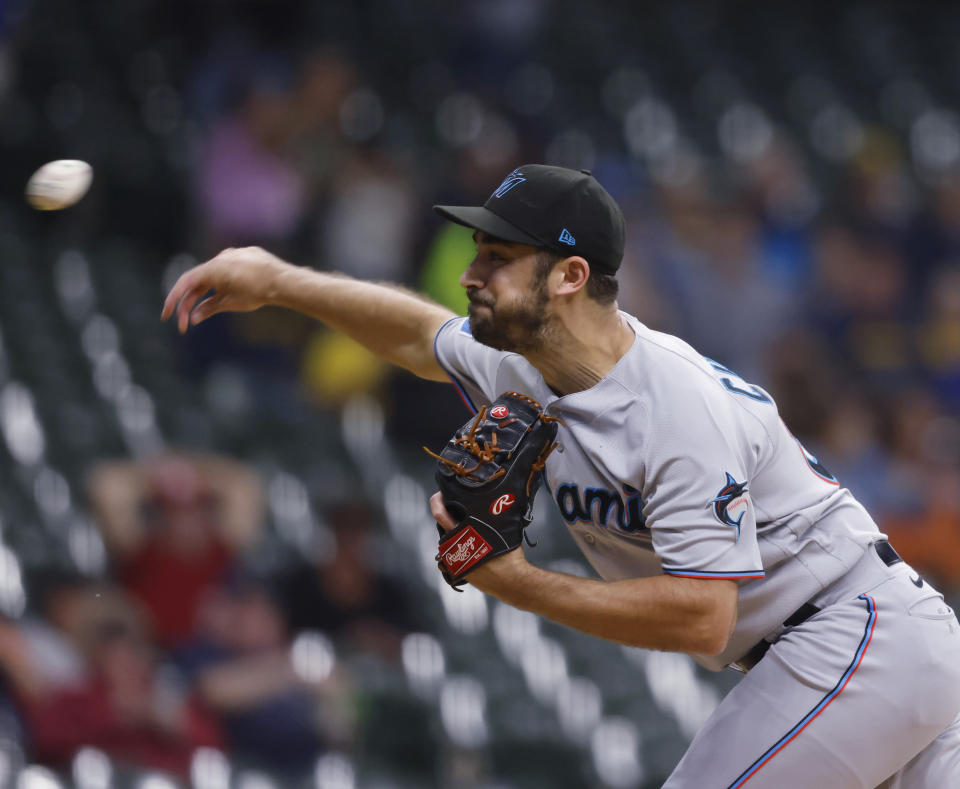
left=732, top=540, right=902, bottom=673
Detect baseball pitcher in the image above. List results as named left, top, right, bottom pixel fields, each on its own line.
left=163, top=165, right=960, bottom=787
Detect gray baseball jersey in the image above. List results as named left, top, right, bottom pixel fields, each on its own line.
left=433, top=312, right=960, bottom=787
left=434, top=312, right=879, bottom=670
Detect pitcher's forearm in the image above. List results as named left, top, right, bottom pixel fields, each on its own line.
left=466, top=551, right=738, bottom=655
left=269, top=266, right=456, bottom=380
left=163, top=247, right=459, bottom=380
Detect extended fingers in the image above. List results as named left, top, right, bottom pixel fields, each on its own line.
left=161, top=270, right=194, bottom=322
left=162, top=270, right=211, bottom=333
left=430, top=492, right=458, bottom=533
left=175, top=284, right=211, bottom=334
left=161, top=249, right=236, bottom=326
left=189, top=293, right=229, bottom=326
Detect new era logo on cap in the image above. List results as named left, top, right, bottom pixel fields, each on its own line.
left=558, top=228, right=576, bottom=246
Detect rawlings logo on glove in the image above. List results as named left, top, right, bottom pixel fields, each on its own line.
left=424, top=391, right=563, bottom=590
left=439, top=529, right=491, bottom=576
left=490, top=493, right=516, bottom=515
left=446, top=535, right=478, bottom=564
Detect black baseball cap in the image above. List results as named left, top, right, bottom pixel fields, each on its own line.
left=434, top=164, right=626, bottom=275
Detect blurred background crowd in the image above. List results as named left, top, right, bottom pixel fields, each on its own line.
left=0, top=1, right=958, bottom=787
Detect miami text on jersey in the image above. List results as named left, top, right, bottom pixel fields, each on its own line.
left=555, top=483, right=647, bottom=533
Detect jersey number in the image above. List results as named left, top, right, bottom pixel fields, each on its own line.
left=704, top=357, right=838, bottom=484
left=704, top=358, right=772, bottom=404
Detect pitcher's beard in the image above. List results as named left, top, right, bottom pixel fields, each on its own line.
left=467, top=286, right=551, bottom=354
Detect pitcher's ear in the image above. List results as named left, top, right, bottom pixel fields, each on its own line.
left=552, top=256, right=590, bottom=296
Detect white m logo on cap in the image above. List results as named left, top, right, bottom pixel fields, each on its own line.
left=492, top=169, right=526, bottom=198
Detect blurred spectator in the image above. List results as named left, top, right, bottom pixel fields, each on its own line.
left=906, top=171, right=960, bottom=299
left=301, top=329, right=389, bottom=408
left=195, top=69, right=305, bottom=250
left=877, top=389, right=960, bottom=593
left=87, top=454, right=264, bottom=648
left=20, top=613, right=221, bottom=777
left=0, top=577, right=147, bottom=756
left=318, top=149, right=417, bottom=280
left=193, top=46, right=358, bottom=257
left=813, top=388, right=903, bottom=516
left=882, top=467, right=960, bottom=596
left=651, top=185, right=794, bottom=382
left=809, top=226, right=913, bottom=381
left=0, top=684, right=23, bottom=754
left=0, top=619, right=40, bottom=740
left=173, top=576, right=347, bottom=777
left=844, top=130, right=917, bottom=232
left=0, top=575, right=158, bottom=764
left=917, top=263, right=960, bottom=407
left=275, top=502, right=421, bottom=660
left=286, top=48, right=356, bottom=211
left=0, top=573, right=138, bottom=699
left=764, top=328, right=839, bottom=441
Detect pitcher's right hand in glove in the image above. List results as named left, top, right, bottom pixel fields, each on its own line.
left=424, top=391, right=563, bottom=590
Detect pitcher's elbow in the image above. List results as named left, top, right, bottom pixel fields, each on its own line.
left=698, top=626, right=732, bottom=657
left=703, top=609, right=738, bottom=656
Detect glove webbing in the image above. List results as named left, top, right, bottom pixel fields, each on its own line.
left=423, top=396, right=564, bottom=494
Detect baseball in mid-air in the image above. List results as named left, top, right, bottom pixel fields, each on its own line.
left=25, top=159, right=93, bottom=210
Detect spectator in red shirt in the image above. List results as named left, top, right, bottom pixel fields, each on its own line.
left=87, top=454, right=264, bottom=647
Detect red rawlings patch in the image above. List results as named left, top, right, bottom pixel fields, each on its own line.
left=439, top=526, right=492, bottom=577
left=489, top=493, right=516, bottom=515
left=489, top=405, right=509, bottom=419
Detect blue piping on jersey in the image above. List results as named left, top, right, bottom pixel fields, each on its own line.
left=444, top=369, right=478, bottom=415
left=727, top=593, right=877, bottom=788
left=433, top=317, right=478, bottom=415
left=664, top=569, right=765, bottom=580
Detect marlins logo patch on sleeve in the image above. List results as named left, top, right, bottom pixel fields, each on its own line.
left=710, top=473, right=750, bottom=540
